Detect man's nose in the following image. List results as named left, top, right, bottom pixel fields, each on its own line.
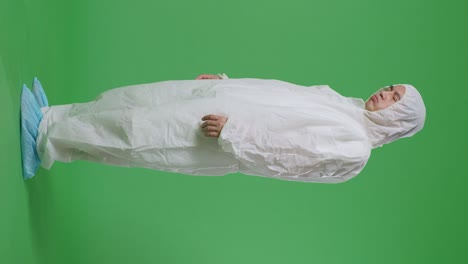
left=382, top=90, right=393, bottom=98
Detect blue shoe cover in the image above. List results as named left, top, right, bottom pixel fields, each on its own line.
left=20, top=84, right=43, bottom=179
left=32, top=76, right=49, bottom=107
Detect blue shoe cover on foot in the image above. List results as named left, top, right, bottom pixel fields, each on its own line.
left=32, top=77, right=49, bottom=108
left=20, top=84, right=43, bottom=179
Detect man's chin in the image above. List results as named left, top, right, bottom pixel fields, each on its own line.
left=364, top=102, right=372, bottom=111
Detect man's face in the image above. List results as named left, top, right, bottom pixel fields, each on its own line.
left=365, top=85, right=406, bottom=111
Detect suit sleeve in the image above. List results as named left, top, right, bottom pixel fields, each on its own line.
left=217, top=113, right=371, bottom=184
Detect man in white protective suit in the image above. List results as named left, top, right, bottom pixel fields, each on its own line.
left=25, top=73, right=426, bottom=183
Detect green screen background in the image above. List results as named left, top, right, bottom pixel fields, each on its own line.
left=1, top=0, right=466, bottom=263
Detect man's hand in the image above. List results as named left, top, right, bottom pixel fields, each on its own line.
left=195, top=74, right=221, bottom=80
left=201, top=114, right=228, bottom=138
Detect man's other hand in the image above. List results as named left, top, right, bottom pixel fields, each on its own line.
left=195, top=74, right=222, bottom=80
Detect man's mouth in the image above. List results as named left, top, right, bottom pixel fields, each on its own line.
left=372, top=95, right=379, bottom=103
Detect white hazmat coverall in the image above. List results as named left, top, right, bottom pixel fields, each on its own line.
left=36, top=74, right=374, bottom=183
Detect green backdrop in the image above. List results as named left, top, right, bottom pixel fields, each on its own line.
left=1, top=0, right=466, bottom=263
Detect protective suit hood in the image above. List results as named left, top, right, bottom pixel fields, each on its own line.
left=363, top=84, right=427, bottom=149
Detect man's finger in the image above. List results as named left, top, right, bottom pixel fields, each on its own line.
left=205, top=131, right=218, bottom=137
left=204, top=121, right=220, bottom=130
left=203, top=126, right=218, bottom=133
left=201, top=120, right=215, bottom=128
left=202, top=114, right=218, bottom=121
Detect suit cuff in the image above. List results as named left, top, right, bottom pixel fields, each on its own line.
left=216, top=73, right=229, bottom=79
